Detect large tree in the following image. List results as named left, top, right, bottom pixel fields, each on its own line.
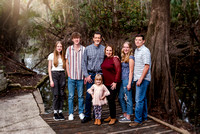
left=146, top=0, right=181, bottom=121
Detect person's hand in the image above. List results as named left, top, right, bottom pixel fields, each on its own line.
left=110, top=82, right=117, bottom=90
left=127, top=83, right=131, bottom=90
left=86, top=75, right=93, bottom=83
left=114, top=55, right=120, bottom=60
left=84, top=78, right=87, bottom=85
left=91, top=94, right=94, bottom=98
left=50, top=80, right=54, bottom=87
left=136, top=79, right=142, bottom=86
left=101, top=96, right=105, bottom=100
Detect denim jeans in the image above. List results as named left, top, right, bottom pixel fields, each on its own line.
left=118, top=79, right=133, bottom=115
left=134, top=79, right=150, bottom=123
left=68, top=77, right=84, bottom=114
left=84, top=72, right=96, bottom=118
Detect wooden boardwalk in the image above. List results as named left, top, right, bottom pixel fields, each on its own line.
left=40, top=103, right=180, bottom=134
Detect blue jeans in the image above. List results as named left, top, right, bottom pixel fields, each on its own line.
left=118, top=79, right=133, bottom=115
left=84, top=72, right=96, bottom=118
left=134, top=79, right=150, bottom=123
left=68, top=77, right=84, bottom=114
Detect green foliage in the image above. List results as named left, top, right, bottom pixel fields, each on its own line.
left=78, top=0, right=148, bottom=38
left=170, top=0, right=200, bottom=26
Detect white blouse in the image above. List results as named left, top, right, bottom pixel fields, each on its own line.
left=48, top=53, right=64, bottom=71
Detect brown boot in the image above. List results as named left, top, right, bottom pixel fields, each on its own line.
left=94, top=119, right=98, bottom=125
left=97, top=119, right=101, bottom=125
left=104, top=116, right=111, bottom=122
left=109, top=118, right=116, bottom=125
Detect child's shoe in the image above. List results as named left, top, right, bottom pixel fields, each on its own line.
left=94, top=119, right=98, bottom=125
left=97, top=119, right=101, bottom=126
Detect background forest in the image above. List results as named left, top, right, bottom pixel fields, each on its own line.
left=0, top=0, right=199, bottom=132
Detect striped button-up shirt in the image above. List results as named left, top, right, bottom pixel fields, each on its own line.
left=134, top=45, right=151, bottom=81
left=81, top=44, right=105, bottom=77
left=65, top=45, right=85, bottom=80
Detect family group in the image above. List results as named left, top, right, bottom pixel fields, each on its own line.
left=47, top=31, right=151, bottom=127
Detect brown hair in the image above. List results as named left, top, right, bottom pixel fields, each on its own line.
left=94, top=74, right=103, bottom=85
left=71, top=32, right=81, bottom=39
left=121, top=41, right=133, bottom=63
left=53, top=41, right=66, bottom=69
left=135, top=34, right=145, bottom=40
left=104, top=44, right=115, bottom=56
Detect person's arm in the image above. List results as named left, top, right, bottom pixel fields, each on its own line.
left=81, top=48, right=89, bottom=77
left=136, top=49, right=151, bottom=86
left=101, top=85, right=110, bottom=99
left=66, top=59, right=70, bottom=78
left=110, top=57, right=121, bottom=90
left=81, top=48, right=92, bottom=83
left=48, top=60, right=54, bottom=87
left=127, top=58, right=134, bottom=90
left=136, top=64, right=150, bottom=86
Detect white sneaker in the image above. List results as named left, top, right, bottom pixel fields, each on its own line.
left=68, top=114, right=74, bottom=120
left=79, top=113, right=85, bottom=120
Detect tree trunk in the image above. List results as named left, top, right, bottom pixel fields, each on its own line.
left=112, top=0, right=118, bottom=38
left=146, top=0, right=181, bottom=120
left=12, top=0, right=20, bottom=50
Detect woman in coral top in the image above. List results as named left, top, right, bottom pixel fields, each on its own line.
left=101, top=44, right=121, bottom=125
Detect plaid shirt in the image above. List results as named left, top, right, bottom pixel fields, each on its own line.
left=81, top=44, right=105, bottom=77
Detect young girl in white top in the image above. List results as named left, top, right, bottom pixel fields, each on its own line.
left=87, top=74, right=110, bottom=125
left=48, top=41, right=66, bottom=121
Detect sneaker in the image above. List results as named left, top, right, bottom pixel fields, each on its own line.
left=79, top=113, right=85, bottom=120
left=119, top=117, right=131, bottom=123
left=81, top=117, right=92, bottom=123
left=59, top=112, right=65, bottom=120
left=119, top=114, right=124, bottom=118
left=53, top=113, right=60, bottom=121
left=68, top=114, right=74, bottom=120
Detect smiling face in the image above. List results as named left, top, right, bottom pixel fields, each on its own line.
left=122, top=42, right=130, bottom=55
left=56, top=43, right=62, bottom=53
left=135, top=37, right=145, bottom=48
left=93, top=34, right=102, bottom=46
left=105, top=46, right=113, bottom=58
left=72, top=37, right=80, bottom=45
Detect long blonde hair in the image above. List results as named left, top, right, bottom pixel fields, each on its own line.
left=121, top=41, right=133, bottom=63
left=53, top=41, right=66, bottom=69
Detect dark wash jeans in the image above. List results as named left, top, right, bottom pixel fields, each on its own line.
left=51, top=71, right=66, bottom=110
left=84, top=72, right=96, bottom=118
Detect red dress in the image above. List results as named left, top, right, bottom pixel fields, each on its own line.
left=101, top=57, right=121, bottom=86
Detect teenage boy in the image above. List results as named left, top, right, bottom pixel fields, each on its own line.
left=66, top=32, right=85, bottom=120
left=129, top=34, right=151, bottom=127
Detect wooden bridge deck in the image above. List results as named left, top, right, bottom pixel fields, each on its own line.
left=40, top=104, right=179, bottom=134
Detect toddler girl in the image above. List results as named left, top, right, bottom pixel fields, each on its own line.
left=87, top=74, right=110, bottom=125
